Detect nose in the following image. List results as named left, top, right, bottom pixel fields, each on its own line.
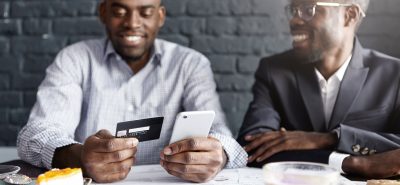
left=289, top=12, right=305, bottom=27
left=124, top=11, right=142, bottom=29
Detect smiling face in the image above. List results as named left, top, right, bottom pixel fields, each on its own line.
left=289, top=0, right=347, bottom=63
left=99, top=0, right=165, bottom=63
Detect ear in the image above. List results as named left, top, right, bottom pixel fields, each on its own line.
left=158, top=6, right=166, bottom=28
left=98, top=1, right=107, bottom=24
left=344, top=6, right=360, bottom=27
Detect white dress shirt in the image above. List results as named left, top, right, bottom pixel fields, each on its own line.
left=315, top=55, right=352, bottom=173
left=17, top=38, right=247, bottom=169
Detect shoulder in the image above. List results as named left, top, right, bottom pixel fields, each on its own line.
left=362, top=48, right=400, bottom=74
left=48, top=38, right=106, bottom=79
left=156, top=39, right=209, bottom=67
left=53, top=38, right=106, bottom=70
left=257, top=50, right=295, bottom=73
left=59, top=38, right=105, bottom=57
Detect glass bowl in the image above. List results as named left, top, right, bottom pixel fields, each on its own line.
left=263, top=162, right=340, bottom=185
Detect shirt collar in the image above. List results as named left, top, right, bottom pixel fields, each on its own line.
left=103, top=38, right=163, bottom=66
left=335, top=54, right=352, bottom=82
left=315, top=54, right=352, bottom=82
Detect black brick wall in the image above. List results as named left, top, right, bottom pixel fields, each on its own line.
left=0, top=0, right=399, bottom=146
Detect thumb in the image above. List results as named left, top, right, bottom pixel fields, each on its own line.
left=94, top=129, right=114, bottom=139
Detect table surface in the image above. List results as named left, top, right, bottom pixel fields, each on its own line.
left=0, top=160, right=366, bottom=185
left=91, top=165, right=365, bottom=185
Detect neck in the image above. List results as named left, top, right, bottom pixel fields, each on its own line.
left=316, top=40, right=353, bottom=80
left=125, top=51, right=151, bottom=74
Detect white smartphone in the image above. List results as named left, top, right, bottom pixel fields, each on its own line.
left=169, top=111, right=215, bottom=144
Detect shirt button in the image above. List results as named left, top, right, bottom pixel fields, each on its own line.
left=127, top=105, right=134, bottom=111
left=361, top=147, right=369, bottom=155
left=352, top=144, right=361, bottom=153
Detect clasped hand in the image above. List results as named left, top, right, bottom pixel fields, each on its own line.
left=244, top=129, right=337, bottom=163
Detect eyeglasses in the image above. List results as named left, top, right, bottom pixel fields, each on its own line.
left=285, top=2, right=366, bottom=22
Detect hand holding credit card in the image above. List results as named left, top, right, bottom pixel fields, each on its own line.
left=115, top=117, right=164, bottom=142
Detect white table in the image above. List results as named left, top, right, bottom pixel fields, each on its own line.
left=92, top=165, right=366, bottom=185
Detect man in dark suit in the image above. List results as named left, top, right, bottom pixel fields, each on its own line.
left=238, top=0, right=400, bottom=178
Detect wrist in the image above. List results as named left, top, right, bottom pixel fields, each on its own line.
left=321, top=132, right=338, bottom=149
left=52, top=144, right=83, bottom=168
left=342, top=155, right=365, bottom=175
left=342, top=155, right=354, bottom=174
left=222, top=149, right=228, bottom=168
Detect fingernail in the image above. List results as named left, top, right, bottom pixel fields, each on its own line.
left=256, top=158, right=262, bottom=162
left=248, top=156, right=253, bottom=162
left=243, top=146, right=247, bottom=150
left=245, top=135, right=252, bottom=140
left=164, top=148, right=172, bottom=155
left=160, top=153, right=164, bottom=160
left=131, top=138, right=139, bottom=146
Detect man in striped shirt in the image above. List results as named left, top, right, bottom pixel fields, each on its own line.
left=17, top=0, right=247, bottom=183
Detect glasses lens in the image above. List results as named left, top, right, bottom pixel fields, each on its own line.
left=300, top=4, right=316, bottom=21
left=285, top=4, right=316, bottom=22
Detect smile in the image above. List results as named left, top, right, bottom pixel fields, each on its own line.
left=292, top=34, right=309, bottom=42
left=125, top=36, right=142, bottom=43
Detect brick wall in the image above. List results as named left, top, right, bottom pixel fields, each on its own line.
left=0, top=0, right=399, bottom=146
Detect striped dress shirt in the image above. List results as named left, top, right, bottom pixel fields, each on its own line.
left=17, top=38, right=247, bottom=169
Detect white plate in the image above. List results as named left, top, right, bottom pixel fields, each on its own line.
left=0, top=165, right=21, bottom=179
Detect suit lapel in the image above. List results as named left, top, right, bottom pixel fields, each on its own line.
left=328, top=40, right=369, bottom=130
left=295, top=64, right=326, bottom=132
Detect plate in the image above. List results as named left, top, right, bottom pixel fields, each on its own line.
left=0, top=165, right=20, bottom=180
left=84, top=178, right=92, bottom=185
left=22, top=177, right=92, bottom=185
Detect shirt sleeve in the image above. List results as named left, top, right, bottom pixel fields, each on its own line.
left=181, top=52, right=248, bottom=168
left=17, top=46, right=84, bottom=169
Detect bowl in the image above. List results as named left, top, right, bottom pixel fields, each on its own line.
left=263, top=162, right=340, bottom=185
left=0, top=165, right=21, bottom=180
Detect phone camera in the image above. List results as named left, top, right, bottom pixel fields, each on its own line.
left=183, top=115, right=187, bottom=119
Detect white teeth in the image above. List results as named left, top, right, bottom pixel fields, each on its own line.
left=125, top=36, right=142, bottom=42
left=292, top=34, right=308, bottom=42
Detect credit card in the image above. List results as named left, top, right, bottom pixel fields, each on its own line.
left=115, top=117, right=164, bottom=142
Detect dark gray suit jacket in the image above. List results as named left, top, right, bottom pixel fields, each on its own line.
left=238, top=39, right=400, bottom=157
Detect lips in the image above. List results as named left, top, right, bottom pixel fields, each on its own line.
left=116, top=31, right=146, bottom=47
left=291, top=30, right=311, bottom=49
left=121, top=35, right=143, bottom=46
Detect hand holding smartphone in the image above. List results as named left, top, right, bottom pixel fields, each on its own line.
left=169, top=111, right=215, bottom=144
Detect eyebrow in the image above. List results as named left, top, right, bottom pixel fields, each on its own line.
left=110, top=2, right=158, bottom=10
left=110, top=2, right=128, bottom=9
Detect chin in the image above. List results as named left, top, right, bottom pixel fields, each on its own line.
left=294, top=48, right=322, bottom=64
left=119, top=49, right=146, bottom=62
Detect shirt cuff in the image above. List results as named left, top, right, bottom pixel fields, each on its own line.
left=331, top=127, right=341, bottom=139
left=209, top=133, right=248, bottom=168
left=328, top=151, right=350, bottom=174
